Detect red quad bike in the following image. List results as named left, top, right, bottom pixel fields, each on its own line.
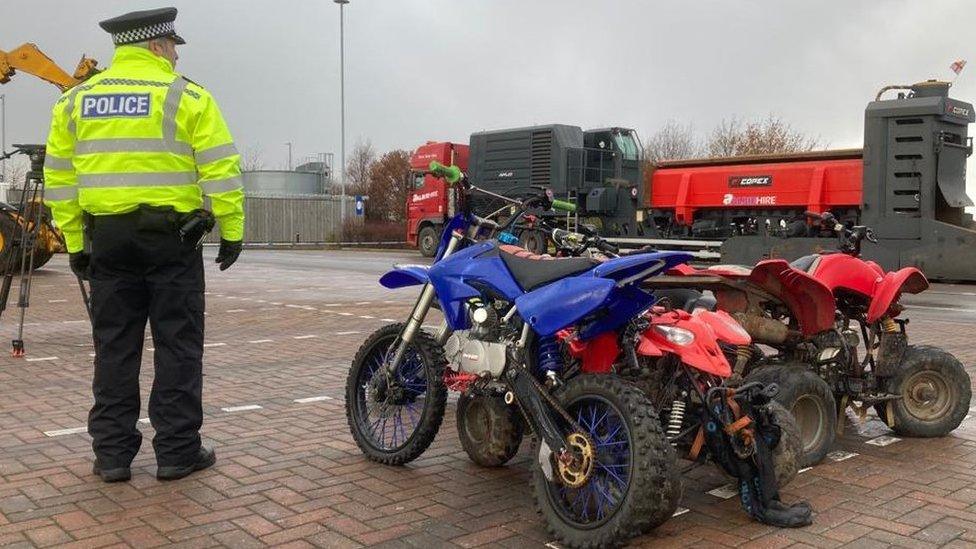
left=546, top=225, right=812, bottom=527
left=668, top=212, right=973, bottom=467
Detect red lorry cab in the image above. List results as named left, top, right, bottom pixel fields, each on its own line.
left=406, top=141, right=469, bottom=256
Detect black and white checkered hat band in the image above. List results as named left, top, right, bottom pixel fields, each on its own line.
left=112, top=21, right=175, bottom=45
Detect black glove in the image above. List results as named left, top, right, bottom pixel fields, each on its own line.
left=215, top=239, right=242, bottom=271
left=69, top=252, right=90, bottom=279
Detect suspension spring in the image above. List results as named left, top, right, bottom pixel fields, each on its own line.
left=881, top=317, right=898, bottom=333
left=538, top=335, right=563, bottom=373
left=666, top=400, right=686, bottom=445
left=733, top=345, right=753, bottom=376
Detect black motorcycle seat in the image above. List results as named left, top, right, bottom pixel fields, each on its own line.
left=498, top=244, right=597, bottom=291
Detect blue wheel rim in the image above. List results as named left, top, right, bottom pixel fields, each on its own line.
left=548, top=395, right=633, bottom=528
left=354, top=337, right=430, bottom=452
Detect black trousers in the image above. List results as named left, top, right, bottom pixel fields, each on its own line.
left=87, top=208, right=205, bottom=468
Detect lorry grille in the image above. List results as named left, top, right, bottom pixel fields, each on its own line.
left=530, top=130, right=552, bottom=186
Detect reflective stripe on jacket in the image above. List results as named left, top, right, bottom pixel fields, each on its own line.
left=43, top=46, right=244, bottom=253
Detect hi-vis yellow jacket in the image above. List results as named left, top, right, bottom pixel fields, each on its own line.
left=43, top=46, right=244, bottom=253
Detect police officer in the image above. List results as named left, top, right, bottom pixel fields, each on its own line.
left=43, top=7, right=245, bottom=483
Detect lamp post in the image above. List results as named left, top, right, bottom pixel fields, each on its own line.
left=334, top=0, right=349, bottom=238
left=285, top=141, right=293, bottom=170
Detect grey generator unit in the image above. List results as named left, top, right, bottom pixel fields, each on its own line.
left=467, top=124, right=644, bottom=237
left=723, top=80, right=976, bottom=280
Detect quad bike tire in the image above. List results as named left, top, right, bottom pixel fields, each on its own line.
left=456, top=392, right=524, bottom=467
left=418, top=225, right=439, bottom=258
left=874, top=345, right=971, bottom=437
left=767, top=401, right=802, bottom=489
left=716, top=401, right=801, bottom=491
left=345, top=323, right=448, bottom=465
left=744, top=364, right=836, bottom=467
left=532, top=375, right=680, bottom=548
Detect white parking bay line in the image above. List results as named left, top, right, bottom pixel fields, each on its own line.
left=44, top=426, right=87, bottom=437
left=865, top=435, right=901, bottom=447
left=336, top=331, right=361, bottom=335
left=827, top=450, right=858, bottom=462
left=338, top=312, right=353, bottom=316
left=294, top=396, right=333, bottom=403
left=672, top=507, right=690, bottom=517
left=798, top=467, right=813, bottom=473
left=382, top=319, right=396, bottom=322
left=226, top=309, right=246, bottom=313
left=359, top=315, right=375, bottom=319
left=221, top=404, right=263, bottom=412
left=26, top=356, right=58, bottom=362
left=48, top=299, right=67, bottom=303
left=293, top=335, right=317, bottom=339
left=706, top=483, right=738, bottom=499
left=248, top=339, right=273, bottom=344
left=203, top=343, right=227, bottom=348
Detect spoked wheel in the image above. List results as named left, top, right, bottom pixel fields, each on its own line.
left=876, top=345, right=971, bottom=437
left=345, top=323, right=447, bottom=465
left=533, top=375, right=680, bottom=548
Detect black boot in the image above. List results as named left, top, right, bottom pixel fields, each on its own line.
left=92, top=461, right=131, bottom=483
left=157, top=447, right=216, bottom=481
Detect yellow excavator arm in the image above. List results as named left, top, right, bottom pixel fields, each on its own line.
left=0, top=43, right=98, bottom=92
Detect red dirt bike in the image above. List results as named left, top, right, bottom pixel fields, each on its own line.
left=544, top=224, right=811, bottom=527
left=668, top=212, right=972, bottom=466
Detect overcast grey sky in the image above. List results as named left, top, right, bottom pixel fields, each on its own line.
left=2, top=0, right=974, bottom=182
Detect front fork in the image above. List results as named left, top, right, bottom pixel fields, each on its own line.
left=385, top=231, right=463, bottom=376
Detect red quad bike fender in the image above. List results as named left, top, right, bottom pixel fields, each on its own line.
left=669, top=261, right=835, bottom=336
left=866, top=267, right=929, bottom=324
left=560, top=309, right=750, bottom=378
left=635, top=309, right=738, bottom=378
left=747, top=260, right=837, bottom=336
left=693, top=309, right=751, bottom=346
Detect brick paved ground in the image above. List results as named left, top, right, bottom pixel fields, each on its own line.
left=2, top=250, right=976, bottom=548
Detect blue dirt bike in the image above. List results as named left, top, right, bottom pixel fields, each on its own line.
left=345, top=162, right=692, bottom=547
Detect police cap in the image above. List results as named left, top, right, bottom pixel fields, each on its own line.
left=99, top=7, right=186, bottom=46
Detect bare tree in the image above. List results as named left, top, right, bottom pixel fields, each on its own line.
left=643, top=120, right=702, bottom=163
left=240, top=145, right=265, bottom=171
left=364, top=149, right=411, bottom=222
left=706, top=117, right=743, bottom=157
left=706, top=115, right=823, bottom=157
left=2, top=159, right=29, bottom=200
left=344, top=138, right=376, bottom=196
